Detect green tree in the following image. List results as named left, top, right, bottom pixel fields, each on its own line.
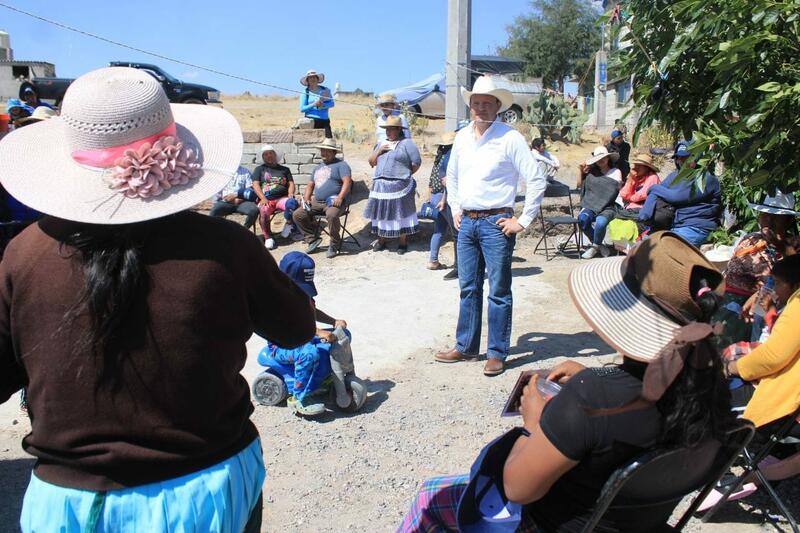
left=613, top=0, right=800, bottom=220
left=499, top=0, right=601, bottom=94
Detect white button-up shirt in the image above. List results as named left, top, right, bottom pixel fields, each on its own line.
left=446, top=119, right=547, bottom=228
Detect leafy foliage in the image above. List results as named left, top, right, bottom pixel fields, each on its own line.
left=499, top=0, right=601, bottom=93
left=613, top=0, right=800, bottom=226
left=524, top=91, right=588, bottom=143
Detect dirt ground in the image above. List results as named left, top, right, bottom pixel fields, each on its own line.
left=0, top=97, right=794, bottom=532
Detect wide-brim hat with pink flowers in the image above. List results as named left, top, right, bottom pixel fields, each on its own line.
left=0, top=67, right=242, bottom=224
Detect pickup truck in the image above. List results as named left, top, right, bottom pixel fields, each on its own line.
left=19, top=62, right=222, bottom=107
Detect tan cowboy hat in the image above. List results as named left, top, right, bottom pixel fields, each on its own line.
left=300, top=69, right=325, bottom=86
left=585, top=145, right=620, bottom=166
left=314, top=138, right=341, bottom=152
left=0, top=67, right=241, bottom=225
left=379, top=115, right=404, bottom=129
left=376, top=93, right=397, bottom=105
left=631, top=152, right=660, bottom=173
left=460, top=75, right=514, bottom=114
left=569, top=232, right=722, bottom=362
left=16, top=106, right=57, bottom=125
left=436, top=131, right=456, bottom=146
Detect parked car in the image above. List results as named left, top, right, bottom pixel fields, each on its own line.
left=380, top=73, right=542, bottom=123
left=19, top=62, right=222, bottom=107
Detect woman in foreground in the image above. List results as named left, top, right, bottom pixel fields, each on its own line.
left=399, top=232, right=737, bottom=532
left=0, top=67, right=315, bottom=532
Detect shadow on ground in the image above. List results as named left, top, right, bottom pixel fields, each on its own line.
left=310, top=379, right=396, bottom=424
left=507, top=331, right=616, bottom=365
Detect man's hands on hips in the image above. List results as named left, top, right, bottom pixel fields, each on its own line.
left=497, top=216, right=524, bottom=236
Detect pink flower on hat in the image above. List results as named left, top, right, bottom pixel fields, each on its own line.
left=109, top=136, right=202, bottom=199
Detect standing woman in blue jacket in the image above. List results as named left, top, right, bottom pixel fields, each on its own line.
left=299, top=69, right=334, bottom=138
left=639, top=141, right=721, bottom=246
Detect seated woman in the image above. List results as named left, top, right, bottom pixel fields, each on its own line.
left=638, top=141, right=721, bottom=247
left=620, top=153, right=660, bottom=212
left=399, top=232, right=737, bottom=532
left=577, top=146, right=622, bottom=259
left=713, top=191, right=798, bottom=348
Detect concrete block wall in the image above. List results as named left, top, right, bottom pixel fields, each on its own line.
left=240, top=128, right=339, bottom=188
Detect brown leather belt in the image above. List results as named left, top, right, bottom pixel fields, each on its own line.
left=462, top=208, right=513, bottom=219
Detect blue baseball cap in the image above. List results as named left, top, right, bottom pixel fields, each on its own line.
left=610, top=129, right=623, bottom=139
left=279, top=251, right=317, bottom=298
left=674, top=141, right=691, bottom=158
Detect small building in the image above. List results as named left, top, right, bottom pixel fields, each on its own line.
left=0, top=31, right=57, bottom=101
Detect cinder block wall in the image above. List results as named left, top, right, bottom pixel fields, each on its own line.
left=241, top=128, right=340, bottom=188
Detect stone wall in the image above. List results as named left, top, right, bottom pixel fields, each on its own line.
left=241, top=128, right=335, bottom=187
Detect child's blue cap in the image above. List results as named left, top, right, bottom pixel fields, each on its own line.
left=279, top=251, right=317, bottom=298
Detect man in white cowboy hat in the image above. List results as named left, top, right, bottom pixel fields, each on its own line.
left=434, top=75, right=547, bottom=376
left=292, top=138, right=353, bottom=259
left=300, top=69, right=334, bottom=138
left=375, top=93, right=412, bottom=145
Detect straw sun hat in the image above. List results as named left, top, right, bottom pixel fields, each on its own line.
left=0, top=67, right=242, bottom=225
left=379, top=115, right=404, bottom=129
left=314, top=138, right=341, bottom=152
left=300, top=69, right=325, bottom=86
left=630, top=152, right=660, bottom=173
left=436, top=131, right=456, bottom=146
left=16, top=106, right=57, bottom=125
left=585, top=145, right=620, bottom=166
left=460, top=75, right=514, bottom=113
left=749, top=190, right=799, bottom=217
left=376, top=93, right=397, bottom=105
left=568, top=232, right=722, bottom=362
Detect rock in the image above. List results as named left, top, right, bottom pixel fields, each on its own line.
left=284, top=153, right=314, bottom=165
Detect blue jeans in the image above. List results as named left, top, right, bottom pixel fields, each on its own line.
left=671, top=226, right=711, bottom=247
left=429, top=193, right=455, bottom=262
left=455, top=213, right=515, bottom=360
left=577, top=209, right=610, bottom=245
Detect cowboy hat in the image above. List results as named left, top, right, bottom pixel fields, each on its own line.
left=749, top=190, right=799, bottom=217
left=379, top=115, right=404, bottom=129
left=300, top=69, right=325, bottom=86
left=460, top=75, right=514, bottom=114
left=585, top=146, right=620, bottom=166
left=436, top=131, right=456, bottom=146
left=314, top=138, right=341, bottom=152
left=0, top=67, right=242, bottom=225
left=631, top=152, right=660, bottom=173
left=568, top=231, right=722, bottom=362
left=376, top=93, right=397, bottom=105
left=16, top=106, right=57, bottom=125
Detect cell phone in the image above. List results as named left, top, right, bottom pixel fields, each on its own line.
left=501, top=369, right=560, bottom=417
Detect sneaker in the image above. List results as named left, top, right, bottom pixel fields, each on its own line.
left=306, top=238, right=323, bottom=254
left=443, top=269, right=459, bottom=280
left=287, top=396, right=325, bottom=417
left=581, top=245, right=598, bottom=259
left=264, top=238, right=276, bottom=250
left=326, top=245, right=338, bottom=259
left=280, top=224, right=292, bottom=238
left=599, top=244, right=612, bottom=258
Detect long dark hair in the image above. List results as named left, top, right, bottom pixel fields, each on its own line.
left=656, top=270, right=735, bottom=447
left=60, top=221, right=151, bottom=385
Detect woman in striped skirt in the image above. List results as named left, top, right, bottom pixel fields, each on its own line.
left=364, top=115, right=421, bottom=254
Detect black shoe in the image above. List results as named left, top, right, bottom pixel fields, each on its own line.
left=326, top=245, right=337, bottom=259
left=443, top=269, right=458, bottom=280
left=372, top=240, right=386, bottom=252
left=306, top=238, right=323, bottom=254
left=397, top=245, right=408, bottom=255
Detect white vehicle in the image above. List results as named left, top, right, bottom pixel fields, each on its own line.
left=380, top=73, right=542, bottom=123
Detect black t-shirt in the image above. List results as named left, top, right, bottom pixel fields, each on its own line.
left=524, top=365, right=665, bottom=533
left=252, top=163, right=293, bottom=200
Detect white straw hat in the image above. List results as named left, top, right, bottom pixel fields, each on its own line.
left=300, top=69, right=325, bottom=86
left=585, top=145, right=620, bottom=166
left=749, top=190, right=799, bottom=217
left=0, top=67, right=242, bottom=225
left=460, top=75, right=514, bottom=113
left=16, top=106, right=57, bottom=124
left=314, top=138, right=341, bottom=152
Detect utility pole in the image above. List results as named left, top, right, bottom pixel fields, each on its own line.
left=445, top=0, right=471, bottom=132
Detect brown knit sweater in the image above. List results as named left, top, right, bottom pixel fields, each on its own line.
left=0, top=211, right=315, bottom=490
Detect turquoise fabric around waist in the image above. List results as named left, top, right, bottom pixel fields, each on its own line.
left=20, top=438, right=265, bottom=533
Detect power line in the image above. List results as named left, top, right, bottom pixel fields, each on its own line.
left=0, top=2, right=573, bottom=128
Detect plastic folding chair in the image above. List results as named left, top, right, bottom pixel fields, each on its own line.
left=533, top=180, right=584, bottom=260
left=312, top=197, right=360, bottom=253
left=581, top=422, right=755, bottom=533
left=701, top=407, right=800, bottom=532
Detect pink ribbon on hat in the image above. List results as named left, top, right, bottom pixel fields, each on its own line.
left=71, top=123, right=178, bottom=168
left=70, top=122, right=202, bottom=199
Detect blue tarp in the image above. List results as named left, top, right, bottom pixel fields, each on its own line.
left=382, top=73, right=444, bottom=106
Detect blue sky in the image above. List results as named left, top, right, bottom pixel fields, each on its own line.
left=1, top=0, right=534, bottom=95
